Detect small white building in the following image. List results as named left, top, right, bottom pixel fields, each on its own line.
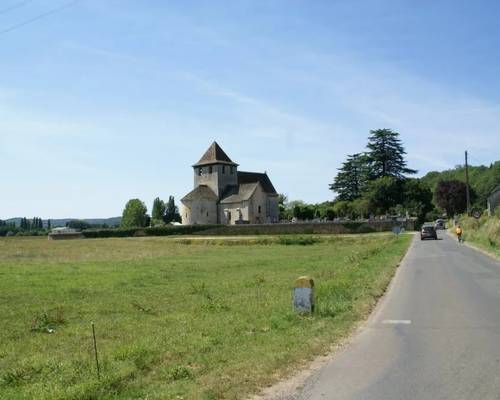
left=181, top=142, right=279, bottom=225
left=48, top=227, right=83, bottom=240
left=51, top=227, right=79, bottom=234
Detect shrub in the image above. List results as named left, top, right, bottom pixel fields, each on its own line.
left=82, top=228, right=142, bottom=238
left=167, top=365, right=192, bottom=381
left=31, top=309, right=65, bottom=333
left=278, top=236, right=319, bottom=245
left=144, top=225, right=220, bottom=236
left=82, top=225, right=222, bottom=238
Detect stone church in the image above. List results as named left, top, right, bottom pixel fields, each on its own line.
left=181, top=142, right=279, bottom=225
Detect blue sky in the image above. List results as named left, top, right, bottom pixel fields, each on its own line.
left=1, top=0, right=499, bottom=219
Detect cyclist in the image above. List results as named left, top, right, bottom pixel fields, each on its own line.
left=455, top=225, right=463, bottom=243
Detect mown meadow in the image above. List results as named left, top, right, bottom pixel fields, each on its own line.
left=0, top=234, right=411, bottom=399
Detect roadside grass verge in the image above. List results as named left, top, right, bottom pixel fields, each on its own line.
left=453, top=213, right=499, bottom=259
left=0, top=234, right=411, bottom=399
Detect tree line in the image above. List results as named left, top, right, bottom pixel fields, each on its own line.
left=19, top=217, right=46, bottom=230
left=3, top=133, right=496, bottom=234
left=420, top=161, right=500, bottom=210
left=121, top=196, right=181, bottom=228
left=1, top=195, right=183, bottom=235
left=327, top=128, right=434, bottom=223
left=0, top=217, right=52, bottom=237
left=65, top=220, right=112, bottom=230
left=280, top=128, right=497, bottom=224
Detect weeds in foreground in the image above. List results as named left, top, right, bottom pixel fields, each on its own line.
left=131, top=301, right=156, bottom=315
left=457, top=214, right=499, bottom=258
left=30, top=308, right=65, bottom=333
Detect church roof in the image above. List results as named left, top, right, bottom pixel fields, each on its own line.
left=180, top=185, right=218, bottom=203
left=193, top=141, right=238, bottom=167
left=238, top=171, right=277, bottom=194
left=220, top=183, right=259, bottom=204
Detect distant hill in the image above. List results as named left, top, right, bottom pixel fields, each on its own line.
left=5, top=217, right=121, bottom=228
left=420, top=161, right=500, bottom=209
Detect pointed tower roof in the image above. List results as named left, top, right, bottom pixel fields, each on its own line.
left=193, top=141, right=238, bottom=167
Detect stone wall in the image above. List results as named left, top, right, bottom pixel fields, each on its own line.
left=194, top=219, right=416, bottom=236
left=81, top=219, right=416, bottom=239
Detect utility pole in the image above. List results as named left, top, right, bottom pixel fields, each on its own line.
left=465, top=150, right=471, bottom=215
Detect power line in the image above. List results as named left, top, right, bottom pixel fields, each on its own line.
left=0, top=0, right=81, bottom=37
left=0, top=0, right=33, bottom=16
left=468, top=153, right=489, bottom=167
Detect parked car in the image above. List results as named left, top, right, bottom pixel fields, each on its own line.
left=421, top=225, right=438, bottom=240
left=434, top=219, right=445, bottom=230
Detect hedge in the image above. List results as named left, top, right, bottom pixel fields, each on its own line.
left=81, top=220, right=414, bottom=239
left=82, top=225, right=221, bottom=238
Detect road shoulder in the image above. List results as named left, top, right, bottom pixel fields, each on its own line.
left=446, top=230, right=499, bottom=261
left=249, top=233, right=417, bottom=400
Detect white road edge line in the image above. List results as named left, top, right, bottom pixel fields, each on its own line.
left=382, top=319, right=412, bottom=325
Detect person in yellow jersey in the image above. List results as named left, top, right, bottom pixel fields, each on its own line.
left=455, top=224, right=463, bottom=243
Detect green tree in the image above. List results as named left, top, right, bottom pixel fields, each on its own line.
left=66, top=220, right=92, bottom=230
left=278, top=193, right=288, bottom=206
left=333, top=200, right=356, bottom=219
left=330, top=153, right=369, bottom=200
left=421, top=161, right=499, bottom=209
left=47, top=219, right=51, bottom=230
left=435, top=180, right=470, bottom=217
left=278, top=195, right=297, bottom=221
left=20, top=217, right=30, bottom=230
left=325, top=207, right=336, bottom=220
left=292, top=204, right=301, bottom=219
left=313, top=201, right=336, bottom=220
left=121, top=199, right=149, bottom=227
left=164, top=196, right=181, bottom=223
left=402, top=178, right=434, bottom=223
left=366, top=129, right=416, bottom=179
left=151, top=197, right=166, bottom=225
left=301, top=205, right=315, bottom=220
left=363, top=176, right=403, bottom=215
left=351, top=198, right=370, bottom=219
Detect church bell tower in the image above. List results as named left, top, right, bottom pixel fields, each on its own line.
left=192, top=142, right=239, bottom=198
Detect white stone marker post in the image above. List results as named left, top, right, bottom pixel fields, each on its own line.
left=293, top=276, right=315, bottom=314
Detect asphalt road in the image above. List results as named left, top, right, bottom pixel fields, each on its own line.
left=293, top=232, right=500, bottom=400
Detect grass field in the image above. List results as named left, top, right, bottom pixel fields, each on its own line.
left=0, top=234, right=411, bottom=400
